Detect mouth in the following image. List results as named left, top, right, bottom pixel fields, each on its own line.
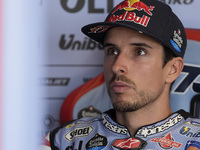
left=110, top=81, right=131, bottom=93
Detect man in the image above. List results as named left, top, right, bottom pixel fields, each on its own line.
left=42, top=0, right=200, bottom=149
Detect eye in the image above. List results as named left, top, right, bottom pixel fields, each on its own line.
left=135, top=48, right=147, bottom=56
left=106, top=48, right=119, bottom=55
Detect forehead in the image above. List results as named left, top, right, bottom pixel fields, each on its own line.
left=104, top=27, right=162, bottom=47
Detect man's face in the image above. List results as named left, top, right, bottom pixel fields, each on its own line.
left=103, top=27, right=169, bottom=112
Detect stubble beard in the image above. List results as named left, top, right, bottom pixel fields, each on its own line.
left=108, top=74, right=159, bottom=112
left=111, top=91, right=153, bottom=112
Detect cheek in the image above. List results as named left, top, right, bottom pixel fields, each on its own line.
left=133, top=64, right=164, bottom=86
left=103, top=55, right=116, bottom=72
left=103, top=58, right=111, bottom=73
left=103, top=61, right=113, bottom=84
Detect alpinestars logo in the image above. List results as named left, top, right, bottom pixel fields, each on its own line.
left=113, top=137, right=147, bottom=149
left=137, top=114, right=183, bottom=137
left=102, top=115, right=128, bottom=135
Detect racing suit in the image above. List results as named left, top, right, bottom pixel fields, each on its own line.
left=42, top=109, right=200, bottom=150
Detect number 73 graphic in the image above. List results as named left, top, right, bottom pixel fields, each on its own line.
left=173, top=64, right=200, bottom=94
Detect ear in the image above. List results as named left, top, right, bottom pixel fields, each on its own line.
left=166, top=57, right=184, bottom=84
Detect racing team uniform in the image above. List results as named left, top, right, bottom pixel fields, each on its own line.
left=42, top=109, right=200, bottom=150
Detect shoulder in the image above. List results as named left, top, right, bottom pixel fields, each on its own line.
left=182, top=117, right=200, bottom=129
left=178, top=116, right=200, bottom=139
left=177, top=109, right=200, bottom=132
left=58, top=115, right=103, bottom=131
left=51, top=115, right=103, bottom=139
left=42, top=115, right=103, bottom=150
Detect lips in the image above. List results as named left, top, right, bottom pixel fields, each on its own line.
left=111, top=81, right=131, bottom=93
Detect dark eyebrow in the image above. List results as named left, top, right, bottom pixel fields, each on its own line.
left=103, top=42, right=152, bottom=49
left=130, top=43, right=152, bottom=49
left=103, top=42, right=115, bottom=48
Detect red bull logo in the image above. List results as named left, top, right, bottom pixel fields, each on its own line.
left=108, top=11, right=150, bottom=27
left=108, top=0, right=155, bottom=27
left=112, top=0, right=155, bottom=16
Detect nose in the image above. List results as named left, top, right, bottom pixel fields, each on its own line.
left=112, top=53, right=128, bottom=75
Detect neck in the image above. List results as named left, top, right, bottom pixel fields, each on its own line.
left=115, top=88, right=172, bottom=136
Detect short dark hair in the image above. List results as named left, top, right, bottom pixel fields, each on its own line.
left=163, top=46, right=176, bottom=67
left=162, top=46, right=176, bottom=91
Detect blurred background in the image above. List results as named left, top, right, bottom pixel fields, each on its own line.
left=0, top=0, right=200, bottom=150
